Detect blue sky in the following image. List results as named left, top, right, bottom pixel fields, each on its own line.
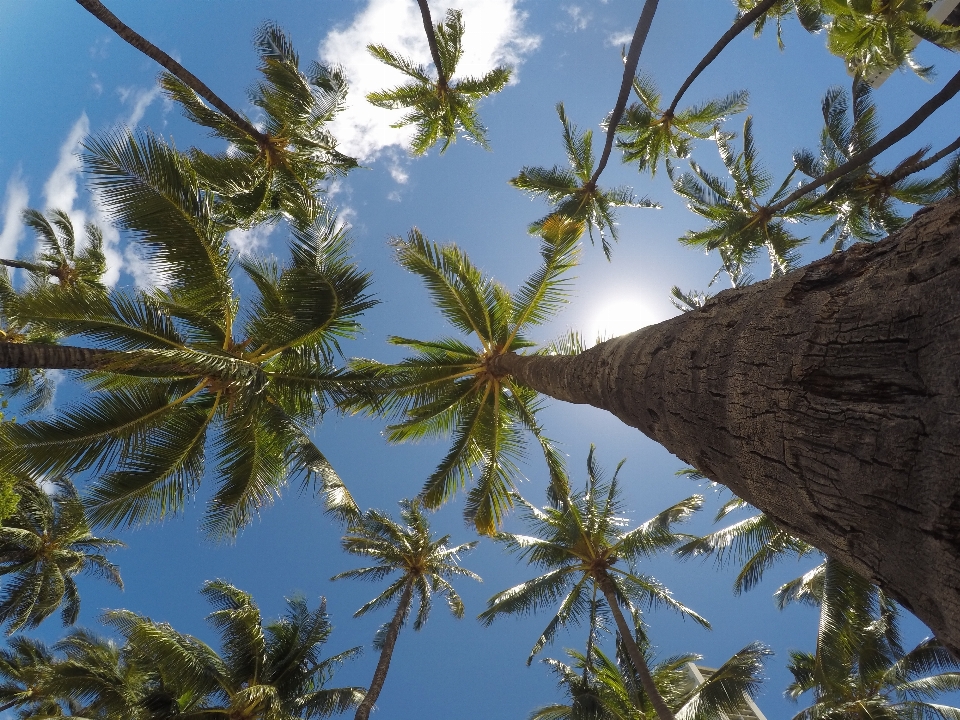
left=1, top=1, right=959, bottom=718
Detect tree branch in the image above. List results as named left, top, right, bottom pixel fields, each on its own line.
left=588, top=0, right=661, bottom=187
left=767, top=66, right=960, bottom=214
left=74, top=0, right=267, bottom=143
left=889, top=134, right=960, bottom=184
left=415, top=0, right=447, bottom=88
left=667, top=0, right=781, bottom=115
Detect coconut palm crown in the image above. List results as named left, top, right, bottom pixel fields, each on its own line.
left=0, top=134, right=375, bottom=537
left=344, top=216, right=580, bottom=534
left=366, top=9, right=511, bottom=155
left=511, top=102, right=659, bottom=259
left=0, top=476, right=123, bottom=634
left=161, top=23, right=358, bottom=226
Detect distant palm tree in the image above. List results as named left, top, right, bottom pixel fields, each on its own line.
left=511, top=103, right=658, bottom=258
left=0, top=476, right=123, bottom=633
left=106, top=580, right=365, bottom=720
left=345, top=217, right=579, bottom=533
left=617, top=73, right=748, bottom=179
left=159, top=23, right=357, bottom=226
left=534, top=640, right=770, bottom=720
left=332, top=499, right=481, bottom=720
left=0, top=138, right=374, bottom=536
left=673, top=117, right=808, bottom=282
left=479, top=447, right=707, bottom=720
left=0, top=636, right=61, bottom=716
left=794, top=82, right=943, bottom=250
left=367, top=8, right=511, bottom=155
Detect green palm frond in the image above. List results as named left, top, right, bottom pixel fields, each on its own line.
left=366, top=9, right=510, bottom=155
left=343, top=220, right=580, bottom=533
left=512, top=103, right=658, bottom=259
left=617, top=72, right=748, bottom=179
left=161, top=23, right=356, bottom=225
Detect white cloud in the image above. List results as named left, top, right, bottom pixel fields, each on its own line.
left=226, top=223, right=276, bottom=257
left=320, top=0, right=539, bottom=162
left=564, top=5, right=591, bottom=31
left=43, top=114, right=89, bottom=221
left=90, top=72, right=104, bottom=96
left=0, top=171, right=29, bottom=260
left=387, top=151, right=410, bottom=184
left=117, top=85, right=161, bottom=128
left=607, top=31, right=634, bottom=47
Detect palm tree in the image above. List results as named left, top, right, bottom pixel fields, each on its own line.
left=105, top=580, right=365, bottom=720
left=0, top=137, right=375, bottom=536
left=533, top=640, right=770, bottom=720
left=479, top=447, right=708, bottom=720
left=366, top=8, right=511, bottom=155
left=162, top=23, right=358, bottom=226
left=511, top=103, right=658, bottom=259
left=794, top=82, right=943, bottom=250
left=673, top=117, right=809, bottom=282
left=331, top=499, right=481, bottom=720
left=616, top=73, right=748, bottom=179
left=823, top=0, right=960, bottom=81
left=0, top=636, right=61, bottom=716
left=733, top=0, right=825, bottom=48
left=0, top=475, right=123, bottom=634
left=780, top=557, right=960, bottom=720
left=344, top=217, right=579, bottom=534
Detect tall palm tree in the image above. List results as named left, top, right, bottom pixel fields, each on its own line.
left=794, top=81, right=943, bottom=250
left=533, top=640, right=770, bottom=720
left=366, top=8, right=511, bottom=155
left=616, top=73, right=748, bottom=179
left=0, top=476, right=123, bottom=634
left=331, top=499, right=481, bottom=720
left=780, top=557, right=960, bottom=720
left=162, top=23, right=358, bottom=226
left=511, top=103, right=658, bottom=259
left=0, top=137, right=375, bottom=536
left=673, top=117, right=809, bottom=282
left=105, top=580, right=365, bottom=720
left=479, top=447, right=708, bottom=720
left=344, top=217, right=579, bottom=533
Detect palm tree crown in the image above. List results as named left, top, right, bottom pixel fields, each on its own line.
left=511, top=103, right=658, bottom=259
left=0, top=137, right=374, bottom=536
left=0, top=475, right=123, bottom=634
left=332, top=499, right=480, bottom=720
left=162, top=23, right=357, bottom=226
left=345, top=217, right=580, bottom=534
left=366, top=9, right=511, bottom=155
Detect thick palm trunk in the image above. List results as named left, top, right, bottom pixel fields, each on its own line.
left=355, top=581, right=413, bottom=720
left=494, top=196, right=960, bottom=658
left=0, top=341, right=117, bottom=371
left=597, top=576, right=674, bottom=720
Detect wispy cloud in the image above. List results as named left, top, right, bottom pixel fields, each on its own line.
left=43, top=114, right=89, bottom=220
left=607, top=30, right=634, bottom=47
left=117, top=85, right=161, bottom=128
left=0, top=171, right=29, bottom=260
left=564, top=5, right=591, bottom=31
left=320, top=0, right=539, bottom=162
left=226, top=223, right=276, bottom=257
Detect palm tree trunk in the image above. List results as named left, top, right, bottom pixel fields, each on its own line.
left=73, top=0, right=267, bottom=144
left=492, top=195, right=960, bottom=659
left=0, top=259, right=52, bottom=276
left=414, top=0, right=446, bottom=88
left=597, top=576, right=674, bottom=720
left=354, top=581, right=414, bottom=720
left=0, top=341, right=118, bottom=370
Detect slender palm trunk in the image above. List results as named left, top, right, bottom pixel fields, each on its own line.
left=355, top=580, right=414, bottom=720
left=0, top=700, right=19, bottom=713
left=0, top=259, right=52, bottom=276
left=0, top=341, right=117, bottom=371
left=597, top=576, right=674, bottom=720
left=73, top=0, right=266, bottom=143
left=414, top=0, right=446, bottom=88
left=493, top=196, right=960, bottom=659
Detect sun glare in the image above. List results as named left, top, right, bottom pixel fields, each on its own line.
left=588, top=299, right=655, bottom=341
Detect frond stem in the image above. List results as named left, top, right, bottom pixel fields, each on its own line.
left=888, top=134, right=960, bottom=184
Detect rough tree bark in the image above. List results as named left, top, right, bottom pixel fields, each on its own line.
left=494, top=196, right=960, bottom=658
left=354, top=581, right=413, bottom=720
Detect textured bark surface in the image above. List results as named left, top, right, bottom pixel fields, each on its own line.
left=496, top=196, right=960, bottom=657
left=0, top=341, right=118, bottom=371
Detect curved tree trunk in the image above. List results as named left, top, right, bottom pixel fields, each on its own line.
left=494, top=196, right=960, bottom=658
left=355, top=581, right=414, bottom=720
left=598, top=577, right=675, bottom=720
left=0, top=341, right=117, bottom=371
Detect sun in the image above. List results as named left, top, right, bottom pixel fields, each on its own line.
left=587, top=299, right=655, bottom=341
